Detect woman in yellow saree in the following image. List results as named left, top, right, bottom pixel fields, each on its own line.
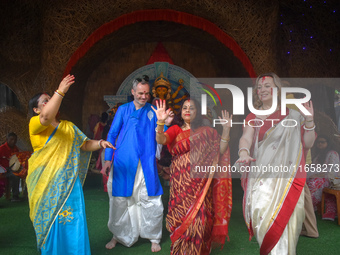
left=27, top=74, right=114, bottom=255
left=152, top=98, right=232, bottom=254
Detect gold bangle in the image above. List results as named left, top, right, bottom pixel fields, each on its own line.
left=157, top=121, right=165, bottom=126
left=54, top=91, right=64, bottom=98
left=221, top=137, right=230, bottom=143
left=56, top=90, right=65, bottom=97
left=303, top=124, right=316, bottom=131
left=306, top=119, right=314, bottom=122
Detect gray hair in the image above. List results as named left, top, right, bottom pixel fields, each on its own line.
left=132, top=75, right=150, bottom=90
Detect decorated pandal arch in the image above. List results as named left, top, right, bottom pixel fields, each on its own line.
left=62, top=9, right=257, bottom=125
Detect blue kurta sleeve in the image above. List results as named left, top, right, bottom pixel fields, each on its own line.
left=104, top=106, right=124, bottom=161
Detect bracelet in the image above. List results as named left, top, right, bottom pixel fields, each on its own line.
left=56, top=90, right=65, bottom=97
left=54, top=91, right=64, bottom=98
left=156, top=121, right=165, bottom=126
left=305, top=119, right=314, bottom=122
left=303, top=124, right=316, bottom=131
left=221, top=137, right=230, bottom=143
left=155, top=127, right=164, bottom=134
left=98, top=139, right=103, bottom=148
left=238, top=147, right=250, bottom=156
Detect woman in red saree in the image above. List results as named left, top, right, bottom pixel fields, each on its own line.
left=152, top=98, right=232, bottom=254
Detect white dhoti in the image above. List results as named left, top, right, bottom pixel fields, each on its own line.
left=107, top=160, right=163, bottom=247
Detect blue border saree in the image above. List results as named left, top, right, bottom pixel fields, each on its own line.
left=27, top=120, right=91, bottom=254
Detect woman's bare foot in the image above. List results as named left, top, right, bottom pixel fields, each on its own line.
left=105, top=238, right=117, bottom=249
left=151, top=242, right=161, bottom=252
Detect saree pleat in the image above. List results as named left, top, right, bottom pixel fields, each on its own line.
left=166, top=126, right=232, bottom=255
left=27, top=120, right=91, bottom=252
left=240, top=109, right=306, bottom=255
left=41, top=177, right=91, bottom=255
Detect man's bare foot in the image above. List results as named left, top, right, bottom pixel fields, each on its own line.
left=105, top=238, right=117, bottom=249
left=151, top=242, right=161, bottom=252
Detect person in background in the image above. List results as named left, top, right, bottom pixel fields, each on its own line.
left=334, top=91, right=340, bottom=132
left=93, top=112, right=108, bottom=140
left=307, top=134, right=340, bottom=221
left=0, top=132, right=20, bottom=201
left=93, top=112, right=109, bottom=190
left=27, top=74, right=113, bottom=255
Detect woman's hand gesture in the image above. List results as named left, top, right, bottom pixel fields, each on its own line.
left=236, top=154, right=256, bottom=165
left=100, top=140, right=115, bottom=149
left=219, top=110, right=232, bottom=131
left=165, top=110, right=175, bottom=126
left=58, top=74, right=75, bottom=95
left=151, top=100, right=171, bottom=122
left=300, top=100, right=314, bottom=121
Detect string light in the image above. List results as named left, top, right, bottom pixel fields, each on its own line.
left=279, top=1, right=338, bottom=56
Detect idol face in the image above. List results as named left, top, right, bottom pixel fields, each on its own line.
left=156, top=87, right=168, bottom=99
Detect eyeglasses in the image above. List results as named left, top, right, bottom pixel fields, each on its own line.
left=134, top=75, right=149, bottom=83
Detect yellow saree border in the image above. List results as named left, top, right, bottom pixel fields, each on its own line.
left=268, top=143, right=303, bottom=226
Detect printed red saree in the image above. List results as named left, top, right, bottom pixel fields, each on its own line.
left=165, top=125, right=232, bottom=255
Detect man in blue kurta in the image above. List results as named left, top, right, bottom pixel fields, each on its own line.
left=102, top=75, right=173, bottom=252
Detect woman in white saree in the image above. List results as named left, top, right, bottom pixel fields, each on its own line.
left=236, top=73, right=316, bottom=255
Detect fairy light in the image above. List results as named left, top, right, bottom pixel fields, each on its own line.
left=280, top=0, right=338, bottom=56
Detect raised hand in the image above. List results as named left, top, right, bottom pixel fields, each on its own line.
left=301, top=100, right=314, bottom=120
left=151, top=100, right=171, bottom=122
left=218, top=110, right=232, bottom=130
left=58, top=74, right=75, bottom=94
left=165, top=110, right=175, bottom=126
